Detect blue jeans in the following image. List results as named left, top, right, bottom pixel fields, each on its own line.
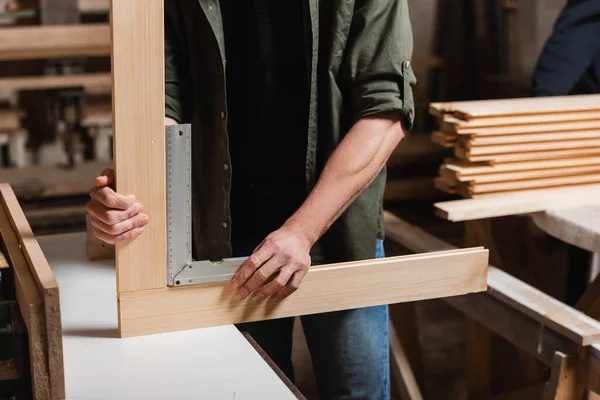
left=237, top=239, right=390, bottom=400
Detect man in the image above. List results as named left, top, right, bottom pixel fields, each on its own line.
left=87, top=1, right=415, bottom=398
left=533, top=0, right=600, bottom=96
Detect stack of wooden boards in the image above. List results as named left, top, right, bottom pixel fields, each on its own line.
left=430, top=94, right=600, bottom=198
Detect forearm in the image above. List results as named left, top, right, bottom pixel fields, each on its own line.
left=284, top=112, right=405, bottom=247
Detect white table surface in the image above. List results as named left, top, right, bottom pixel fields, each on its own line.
left=39, top=232, right=296, bottom=400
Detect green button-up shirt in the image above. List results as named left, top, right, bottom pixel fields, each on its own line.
left=164, top=0, right=416, bottom=264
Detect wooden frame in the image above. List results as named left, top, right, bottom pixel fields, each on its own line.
left=0, top=184, right=64, bottom=399
left=111, top=0, right=489, bottom=338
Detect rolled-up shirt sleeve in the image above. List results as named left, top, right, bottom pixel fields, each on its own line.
left=341, top=0, right=417, bottom=130
left=164, top=6, right=188, bottom=123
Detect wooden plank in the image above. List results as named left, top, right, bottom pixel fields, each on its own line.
left=0, top=24, right=110, bottom=61
left=389, top=321, right=424, bottom=400
left=452, top=165, right=600, bottom=184
left=0, top=199, right=49, bottom=399
left=444, top=156, right=600, bottom=176
left=431, top=131, right=456, bottom=148
left=543, top=352, right=584, bottom=400
left=0, top=184, right=65, bottom=398
left=110, top=0, right=166, bottom=293
left=466, top=318, right=491, bottom=399
left=118, top=248, right=489, bottom=337
left=468, top=174, right=600, bottom=194
left=435, top=183, right=600, bottom=221
left=456, top=120, right=600, bottom=137
left=458, top=147, right=600, bottom=163
left=461, top=137, right=600, bottom=156
left=0, top=73, right=111, bottom=92
left=463, top=129, right=600, bottom=146
left=79, top=0, right=108, bottom=12
left=430, top=94, right=600, bottom=120
left=441, top=111, right=600, bottom=131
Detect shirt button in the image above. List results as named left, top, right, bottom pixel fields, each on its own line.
left=220, top=111, right=225, bottom=119
left=222, top=221, right=228, bottom=229
left=223, top=163, right=229, bottom=171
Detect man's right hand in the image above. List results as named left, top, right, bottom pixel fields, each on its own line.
left=86, top=168, right=148, bottom=245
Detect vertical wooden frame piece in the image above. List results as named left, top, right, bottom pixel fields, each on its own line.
left=110, top=0, right=166, bottom=294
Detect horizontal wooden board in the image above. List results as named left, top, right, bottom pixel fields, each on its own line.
left=0, top=73, right=111, bottom=92
left=431, top=131, right=456, bottom=148
left=443, top=156, right=600, bottom=176
left=460, top=137, right=600, bottom=156
left=467, top=174, right=600, bottom=194
left=451, top=165, right=600, bottom=184
left=441, top=111, right=600, bottom=131
left=435, top=183, right=600, bottom=221
left=0, top=24, right=110, bottom=61
left=0, top=109, right=24, bottom=131
left=457, top=120, right=600, bottom=137
left=430, top=94, right=600, bottom=120
left=119, top=248, right=489, bottom=337
left=463, top=130, right=600, bottom=147
left=457, top=147, right=600, bottom=163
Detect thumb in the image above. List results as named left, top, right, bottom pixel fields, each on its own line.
left=95, top=168, right=115, bottom=187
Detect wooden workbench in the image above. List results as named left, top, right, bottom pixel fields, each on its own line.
left=38, top=232, right=297, bottom=399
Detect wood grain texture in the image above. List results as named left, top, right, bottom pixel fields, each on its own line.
left=449, top=165, right=600, bottom=185
left=461, top=137, right=600, bottom=156
left=435, top=183, right=600, bottom=221
left=118, top=248, right=489, bottom=337
left=442, top=112, right=600, bottom=131
left=443, top=156, right=600, bottom=176
left=430, top=94, right=600, bottom=119
left=110, top=0, right=166, bottom=293
left=531, top=205, right=600, bottom=253
left=0, top=24, right=110, bottom=61
left=0, top=184, right=65, bottom=398
left=468, top=174, right=600, bottom=194
left=457, top=120, right=600, bottom=137
left=0, top=73, right=111, bottom=92
left=464, top=129, right=600, bottom=146
left=457, top=147, right=600, bottom=163
left=0, top=197, right=50, bottom=399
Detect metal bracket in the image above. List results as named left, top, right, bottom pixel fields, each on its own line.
left=166, top=124, right=246, bottom=287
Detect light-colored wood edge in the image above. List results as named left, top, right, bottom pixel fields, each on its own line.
left=0, top=196, right=50, bottom=399
left=469, top=174, right=600, bottom=194
left=443, top=156, right=600, bottom=176
left=0, top=24, right=110, bottom=61
left=0, top=73, right=111, bottom=92
left=384, top=211, right=600, bottom=345
left=431, top=131, right=456, bottom=148
left=434, top=183, right=600, bottom=221
left=111, top=0, right=166, bottom=293
left=118, top=248, right=489, bottom=337
left=543, top=352, right=583, bottom=400
left=442, top=111, right=600, bottom=130
left=463, top=137, right=600, bottom=156
left=456, top=120, right=600, bottom=136
left=0, top=184, right=65, bottom=398
left=450, top=165, right=600, bottom=185
left=466, top=129, right=600, bottom=146
left=460, top=147, right=600, bottom=163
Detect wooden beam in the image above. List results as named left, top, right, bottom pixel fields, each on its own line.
left=0, top=109, right=24, bottom=132
left=434, top=184, right=600, bottom=221
left=430, top=94, right=600, bottom=120
left=442, top=111, right=600, bottom=131
left=0, top=24, right=110, bottom=61
left=467, top=174, right=600, bottom=195
left=466, top=318, right=492, bottom=398
left=118, top=248, right=488, bottom=337
left=0, top=184, right=64, bottom=398
left=0, top=73, right=111, bottom=92
left=460, top=137, right=600, bottom=156
left=443, top=156, right=600, bottom=176
left=110, top=0, right=166, bottom=294
left=543, top=352, right=584, bottom=400
left=456, top=120, right=600, bottom=137
left=464, top=129, right=600, bottom=146
left=449, top=165, right=600, bottom=185
left=456, top=146, right=600, bottom=163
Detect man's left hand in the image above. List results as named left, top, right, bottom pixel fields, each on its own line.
left=231, top=227, right=312, bottom=301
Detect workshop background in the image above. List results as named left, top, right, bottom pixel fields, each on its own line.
left=0, top=0, right=582, bottom=399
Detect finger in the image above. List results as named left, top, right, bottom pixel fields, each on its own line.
left=235, top=256, right=285, bottom=300
left=272, top=270, right=308, bottom=300
left=231, top=245, right=274, bottom=291
left=95, top=168, right=115, bottom=187
left=251, top=265, right=295, bottom=301
left=89, top=213, right=149, bottom=236
left=86, top=200, right=143, bottom=226
left=94, top=226, right=145, bottom=245
left=90, top=185, right=135, bottom=210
